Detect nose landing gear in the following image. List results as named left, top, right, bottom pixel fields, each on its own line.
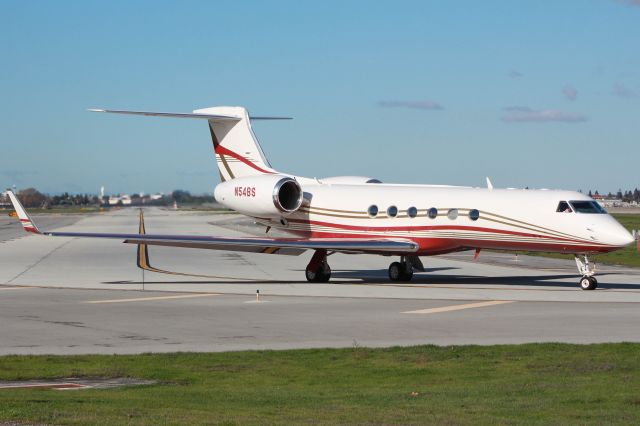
left=575, top=255, right=598, bottom=290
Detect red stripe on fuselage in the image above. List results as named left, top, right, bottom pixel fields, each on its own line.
left=286, top=218, right=593, bottom=245
left=273, top=217, right=616, bottom=253
left=215, top=145, right=275, bottom=175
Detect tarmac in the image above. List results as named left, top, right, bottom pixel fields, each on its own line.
left=1, top=208, right=639, bottom=355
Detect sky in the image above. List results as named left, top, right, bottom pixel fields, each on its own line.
left=1, top=0, right=639, bottom=195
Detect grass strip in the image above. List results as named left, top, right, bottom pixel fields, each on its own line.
left=0, top=344, right=639, bottom=425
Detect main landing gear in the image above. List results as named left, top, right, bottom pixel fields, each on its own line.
left=388, top=256, right=424, bottom=282
left=305, top=249, right=331, bottom=283
left=575, top=254, right=598, bottom=290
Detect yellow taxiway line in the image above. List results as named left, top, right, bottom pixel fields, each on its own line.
left=402, top=300, right=514, bottom=315
left=84, top=293, right=221, bottom=304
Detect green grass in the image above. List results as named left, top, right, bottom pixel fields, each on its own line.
left=1, top=344, right=639, bottom=425
left=525, top=213, right=640, bottom=267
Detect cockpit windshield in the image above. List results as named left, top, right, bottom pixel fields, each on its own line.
left=556, top=201, right=572, bottom=213
left=569, top=200, right=607, bottom=214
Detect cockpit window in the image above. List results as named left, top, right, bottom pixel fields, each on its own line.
left=556, top=201, right=572, bottom=213
left=569, top=200, right=607, bottom=214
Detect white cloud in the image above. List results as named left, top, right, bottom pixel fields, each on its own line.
left=562, top=85, right=578, bottom=101
left=612, top=83, right=637, bottom=98
left=502, top=106, right=588, bottom=123
left=378, top=100, right=443, bottom=110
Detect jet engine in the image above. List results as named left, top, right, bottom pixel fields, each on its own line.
left=214, top=174, right=303, bottom=218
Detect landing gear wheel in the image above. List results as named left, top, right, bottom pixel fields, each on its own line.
left=388, top=262, right=402, bottom=281
left=388, top=262, right=413, bottom=282
left=400, top=269, right=413, bottom=281
left=579, top=276, right=597, bottom=290
left=305, top=262, right=331, bottom=283
left=319, top=263, right=331, bottom=283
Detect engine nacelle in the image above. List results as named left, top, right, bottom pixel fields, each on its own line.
left=214, top=174, right=303, bottom=217
left=320, top=176, right=382, bottom=184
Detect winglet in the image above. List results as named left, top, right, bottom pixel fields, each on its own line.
left=6, top=191, right=41, bottom=234
left=136, top=209, right=151, bottom=270
left=486, top=177, right=494, bottom=190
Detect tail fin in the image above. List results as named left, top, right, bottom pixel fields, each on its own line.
left=195, top=106, right=278, bottom=180
left=89, top=106, right=290, bottom=181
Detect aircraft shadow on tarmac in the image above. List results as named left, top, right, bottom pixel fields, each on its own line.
left=104, top=268, right=639, bottom=290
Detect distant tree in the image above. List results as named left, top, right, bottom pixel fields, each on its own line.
left=171, top=190, right=192, bottom=203
left=588, top=190, right=592, bottom=197
left=18, top=188, right=47, bottom=208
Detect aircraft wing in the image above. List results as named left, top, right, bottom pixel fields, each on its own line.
left=6, top=191, right=418, bottom=255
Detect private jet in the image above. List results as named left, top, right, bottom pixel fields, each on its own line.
left=8, top=106, right=635, bottom=290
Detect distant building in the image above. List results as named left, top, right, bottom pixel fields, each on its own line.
left=0, top=191, right=10, bottom=208
left=108, top=195, right=132, bottom=205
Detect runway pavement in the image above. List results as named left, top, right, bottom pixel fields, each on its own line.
left=1, top=207, right=639, bottom=354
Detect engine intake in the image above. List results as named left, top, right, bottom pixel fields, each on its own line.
left=273, top=177, right=303, bottom=213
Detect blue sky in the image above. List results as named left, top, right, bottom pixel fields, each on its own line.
left=1, top=0, right=639, bottom=195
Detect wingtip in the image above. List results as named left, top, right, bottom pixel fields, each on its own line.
left=88, top=108, right=106, bottom=113
left=6, top=191, right=41, bottom=234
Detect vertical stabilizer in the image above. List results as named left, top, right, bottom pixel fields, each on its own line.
left=194, top=106, right=278, bottom=180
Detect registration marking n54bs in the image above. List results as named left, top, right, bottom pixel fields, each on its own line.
left=234, top=186, right=256, bottom=197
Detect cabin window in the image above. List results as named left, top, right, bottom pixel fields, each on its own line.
left=469, top=209, right=480, bottom=221
left=407, top=206, right=418, bottom=218
left=368, top=205, right=378, bottom=217
left=387, top=206, right=398, bottom=218
left=556, top=201, right=572, bottom=213
left=569, top=200, right=607, bottom=214
left=447, top=209, right=458, bottom=220
left=428, top=207, right=438, bottom=219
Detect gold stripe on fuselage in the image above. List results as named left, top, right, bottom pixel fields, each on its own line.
left=297, top=205, right=590, bottom=243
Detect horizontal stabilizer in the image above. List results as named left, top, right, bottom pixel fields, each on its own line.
left=88, top=108, right=292, bottom=121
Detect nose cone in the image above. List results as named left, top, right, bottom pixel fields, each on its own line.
left=609, top=229, right=635, bottom=247
left=599, top=220, right=635, bottom=247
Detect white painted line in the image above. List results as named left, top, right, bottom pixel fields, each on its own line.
left=84, top=293, right=221, bottom=304
left=0, top=286, right=32, bottom=291
left=402, top=300, right=514, bottom=315
left=0, top=383, right=85, bottom=390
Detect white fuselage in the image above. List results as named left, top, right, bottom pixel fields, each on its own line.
left=228, top=179, right=633, bottom=256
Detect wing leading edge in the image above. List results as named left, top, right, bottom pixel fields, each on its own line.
left=6, top=191, right=418, bottom=255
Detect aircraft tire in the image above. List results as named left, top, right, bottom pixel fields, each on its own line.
left=579, top=276, right=597, bottom=290
left=305, top=267, right=319, bottom=283
left=388, top=262, right=402, bottom=281
left=320, top=263, right=331, bottom=283
left=400, top=269, right=414, bottom=282
left=305, top=263, right=331, bottom=283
